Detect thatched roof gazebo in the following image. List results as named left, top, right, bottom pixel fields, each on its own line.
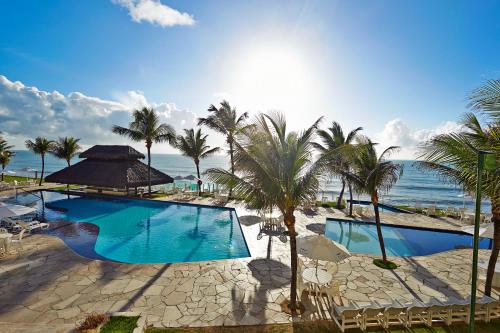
left=45, top=145, right=173, bottom=193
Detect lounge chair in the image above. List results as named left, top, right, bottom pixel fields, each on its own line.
left=17, top=220, right=49, bottom=233
left=487, top=298, right=500, bottom=322
left=445, top=207, right=458, bottom=218
left=361, top=302, right=386, bottom=330
left=2, top=217, right=23, bottom=233
left=354, top=205, right=364, bottom=217
left=331, top=305, right=363, bottom=332
left=407, top=302, right=429, bottom=327
left=383, top=302, right=409, bottom=329
left=427, top=303, right=449, bottom=325
left=424, top=206, right=438, bottom=217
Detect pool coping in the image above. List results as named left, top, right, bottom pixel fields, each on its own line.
left=35, top=189, right=252, bottom=265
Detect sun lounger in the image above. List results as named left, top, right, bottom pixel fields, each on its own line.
left=382, top=302, right=409, bottom=329
left=445, top=207, right=459, bottom=218
left=427, top=303, right=449, bottom=325
left=407, top=302, right=430, bottom=327
left=424, top=205, right=438, bottom=217
left=487, top=298, right=500, bottom=322
left=361, top=302, right=386, bottom=330
left=331, top=305, right=363, bottom=332
left=17, top=220, right=49, bottom=233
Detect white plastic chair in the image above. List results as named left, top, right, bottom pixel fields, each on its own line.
left=10, top=229, right=25, bottom=251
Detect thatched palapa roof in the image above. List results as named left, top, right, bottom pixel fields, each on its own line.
left=45, top=145, right=173, bottom=188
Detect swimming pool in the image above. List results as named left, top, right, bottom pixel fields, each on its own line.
left=16, top=191, right=250, bottom=264
left=347, top=200, right=412, bottom=213
left=325, top=218, right=492, bottom=256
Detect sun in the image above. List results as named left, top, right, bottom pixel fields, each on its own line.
left=228, top=45, right=316, bottom=122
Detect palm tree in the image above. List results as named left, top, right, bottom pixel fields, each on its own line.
left=0, top=150, right=15, bottom=182
left=51, top=137, right=81, bottom=167
left=112, top=107, right=176, bottom=195
left=50, top=137, right=81, bottom=189
left=313, top=122, right=362, bottom=214
left=175, top=128, right=220, bottom=195
left=206, top=112, right=327, bottom=312
left=198, top=101, right=251, bottom=198
left=0, top=135, right=13, bottom=153
left=418, top=111, right=499, bottom=295
left=344, top=138, right=403, bottom=263
left=468, top=79, right=500, bottom=121
left=25, top=137, right=55, bottom=186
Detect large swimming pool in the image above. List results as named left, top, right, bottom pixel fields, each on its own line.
left=16, top=191, right=250, bottom=264
left=325, top=218, right=492, bottom=257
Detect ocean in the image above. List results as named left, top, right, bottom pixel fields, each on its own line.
left=6, top=150, right=491, bottom=213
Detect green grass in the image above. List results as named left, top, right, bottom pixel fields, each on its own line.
left=0, top=175, right=39, bottom=183
left=100, top=316, right=139, bottom=333
left=144, top=321, right=500, bottom=333
left=373, top=258, right=398, bottom=270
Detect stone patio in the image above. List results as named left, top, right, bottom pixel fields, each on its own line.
left=0, top=196, right=498, bottom=332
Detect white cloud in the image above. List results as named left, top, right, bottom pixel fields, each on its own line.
left=0, top=75, right=197, bottom=153
left=376, top=118, right=462, bottom=160
left=112, top=0, right=195, bottom=27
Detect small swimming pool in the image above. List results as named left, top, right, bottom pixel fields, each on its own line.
left=347, top=200, right=412, bottom=214
left=325, top=218, right=492, bottom=257
left=16, top=191, right=250, bottom=264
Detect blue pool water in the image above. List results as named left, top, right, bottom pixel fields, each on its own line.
left=325, top=219, right=492, bottom=257
left=347, top=200, right=412, bottom=214
left=16, top=191, right=250, bottom=264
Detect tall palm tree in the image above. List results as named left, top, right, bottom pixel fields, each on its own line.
left=0, top=150, right=15, bottom=182
left=206, top=112, right=327, bottom=312
left=175, top=128, right=220, bottom=195
left=344, top=138, right=403, bottom=263
left=50, top=137, right=81, bottom=189
left=418, top=111, right=499, bottom=295
left=51, top=137, right=81, bottom=167
left=25, top=137, right=55, bottom=186
left=112, top=107, right=176, bottom=195
left=198, top=101, right=251, bottom=198
left=313, top=122, right=362, bottom=213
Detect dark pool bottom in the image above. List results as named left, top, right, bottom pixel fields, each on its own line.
left=325, top=218, right=492, bottom=256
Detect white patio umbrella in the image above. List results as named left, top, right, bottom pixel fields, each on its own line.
left=297, top=234, right=351, bottom=268
left=0, top=202, right=36, bottom=219
left=461, top=223, right=494, bottom=239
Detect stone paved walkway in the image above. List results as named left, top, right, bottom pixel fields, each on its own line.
left=0, top=196, right=498, bottom=331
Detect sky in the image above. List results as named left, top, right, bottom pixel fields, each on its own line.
left=0, top=0, right=498, bottom=159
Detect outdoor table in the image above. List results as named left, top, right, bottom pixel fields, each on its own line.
left=0, top=232, right=13, bottom=253
left=478, top=261, right=500, bottom=288
left=302, top=267, right=332, bottom=287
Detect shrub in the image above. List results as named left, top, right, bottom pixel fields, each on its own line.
left=76, top=313, right=109, bottom=332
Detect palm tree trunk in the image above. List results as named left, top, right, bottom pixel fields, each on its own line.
left=337, top=179, right=345, bottom=209
left=66, top=160, right=70, bottom=190
left=1, top=168, right=3, bottom=181
left=348, top=181, right=353, bottom=216
left=39, top=154, right=45, bottom=186
left=147, top=144, right=151, bottom=195
left=229, top=139, right=234, bottom=199
left=285, top=211, right=298, bottom=312
left=484, top=198, right=500, bottom=296
left=195, top=161, right=201, bottom=196
left=373, top=192, right=388, bottom=262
